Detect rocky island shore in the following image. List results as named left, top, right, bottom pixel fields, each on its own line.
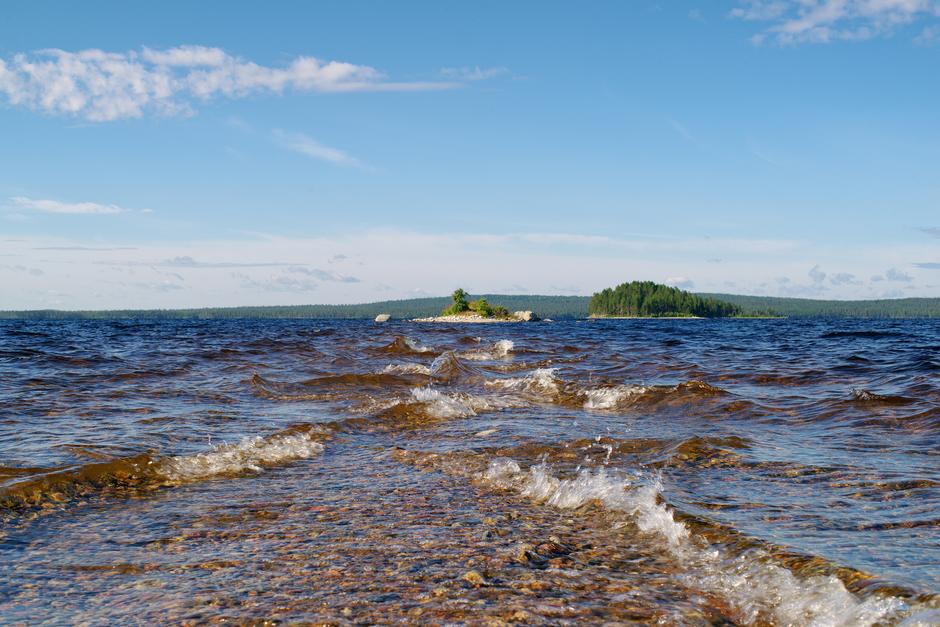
left=413, top=289, right=540, bottom=323
left=413, top=310, right=539, bottom=323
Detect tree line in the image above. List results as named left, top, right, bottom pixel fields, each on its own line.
left=589, top=281, right=741, bottom=317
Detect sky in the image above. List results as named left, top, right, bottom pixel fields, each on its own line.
left=1, top=0, right=939, bottom=310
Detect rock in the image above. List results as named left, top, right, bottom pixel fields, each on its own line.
left=374, top=314, right=391, bottom=322
left=513, top=311, right=539, bottom=322
left=461, top=570, right=487, bottom=586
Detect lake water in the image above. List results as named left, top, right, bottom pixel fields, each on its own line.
left=0, top=318, right=938, bottom=624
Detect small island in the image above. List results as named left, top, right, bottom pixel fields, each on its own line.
left=589, top=281, right=741, bottom=318
left=413, top=289, right=538, bottom=323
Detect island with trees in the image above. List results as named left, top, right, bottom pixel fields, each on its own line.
left=412, top=288, right=538, bottom=322
left=589, top=281, right=741, bottom=318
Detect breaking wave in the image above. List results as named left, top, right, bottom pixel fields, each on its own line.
left=461, top=339, right=515, bottom=361
left=381, top=362, right=432, bottom=376
left=373, top=335, right=434, bottom=355
left=158, top=431, right=325, bottom=482
left=410, top=386, right=521, bottom=419
left=480, top=458, right=928, bottom=626
left=485, top=368, right=725, bottom=410
left=1, top=429, right=327, bottom=512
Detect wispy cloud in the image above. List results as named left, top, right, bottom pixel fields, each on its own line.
left=234, top=271, right=319, bottom=293
left=100, top=255, right=296, bottom=268
left=914, top=262, right=940, bottom=269
left=0, top=264, right=44, bottom=277
left=287, top=266, right=360, bottom=283
left=440, top=66, right=509, bottom=81
left=11, top=196, right=134, bottom=215
left=35, top=246, right=137, bottom=253
left=730, top=0, right=940, bottom=45
left=272, top=130, right=361, bottom=167
left=914, top=24, right=940, bottom=44
left=918, top=227, right=940, bottom=238
left=667, top=118, right=699, bottom=145
left=0, top=46, right=458, bottom=121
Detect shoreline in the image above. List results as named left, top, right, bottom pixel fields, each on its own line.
left=411, top=314, right=525, bottom=323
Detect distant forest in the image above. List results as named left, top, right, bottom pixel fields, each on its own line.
left=2, top=293, right=939, bottom=320
left=0, top=295, right=588, bottom=321
left=589, top=281, right=740, bottom=318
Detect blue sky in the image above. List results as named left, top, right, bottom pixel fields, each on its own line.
left=1, top=0, right=938, bottom=309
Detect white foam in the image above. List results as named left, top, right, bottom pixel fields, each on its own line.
left=484, top=459, right=688, bottom=546
left=462, top=339, right=515, bottom=361
left=493, top=339, right=514, bottom=357
left=382, top=363, right=431, bottom=375
left=581, top=385, right=650, bottom=409
left=485, top=368, right=560, bottom=395
left=410, top=387, right=520, bottom=419
left=480, top=458, right=918, bottom=626
left=158, top=432, right=324, bottom=481
left=404, top=337, right=432, bottom=353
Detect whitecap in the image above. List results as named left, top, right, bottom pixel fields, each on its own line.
left=382, top=363, right=432, bottom=375
left=410, top=387, right=521, bottom=419
left=581, top=385, right=650, bottom=409
left=485, top=368, right=560, bottom=395
left=462, top=339, right=515, bottom=361
left=158, top=431, right=324, bottom=481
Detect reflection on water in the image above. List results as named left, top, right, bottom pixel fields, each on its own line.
left=0, top=318, right=938, bottom=624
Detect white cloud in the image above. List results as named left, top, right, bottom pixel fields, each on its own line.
left=272, top=130, right=361, bottom=167
left=830, top=271, right=861, bottom=285
left=0, top=46, right=458, bottom=121
left=808, top=264, right=827, bottom=283
left=10, top=196, right=130, bottom=214
left=885, top=267, right=913, bottom=281
left=731, top=0, right=940, bottom=44
left=664, top=276, right=695, bottom=289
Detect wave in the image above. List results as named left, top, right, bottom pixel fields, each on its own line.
left=485, top=367, right=561, bottom=395
left=461, top=339, right=515, bottom=361
left=851, top=389, right=916, bottom=405
left=1, top=428, right=327, bottom=512
left=410, top=386, right=521, bottom=419
left=581, top=384, right=652, bottom=409
left=428, top=351, right=486, bottom=383
left=372, top=335, right=435, bottom=356
left=381, top=362, right=432, bottom=375
left=481, top=457, right=926, bottom=626
left=158, top=431, right=325, bottom=482
left=822, top=330, right=906, bottom=339
left=485, top=368, right=726, bottom=410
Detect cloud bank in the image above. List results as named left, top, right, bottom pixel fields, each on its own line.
left=0, top=45, right=457, bottom=121
left=3, top=230, right=935, bottom=310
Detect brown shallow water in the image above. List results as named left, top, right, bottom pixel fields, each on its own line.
left=0, top=318, right=938, bottom=625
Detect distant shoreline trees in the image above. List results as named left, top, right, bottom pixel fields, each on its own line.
left=589, top=281, right=740, bottom=318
